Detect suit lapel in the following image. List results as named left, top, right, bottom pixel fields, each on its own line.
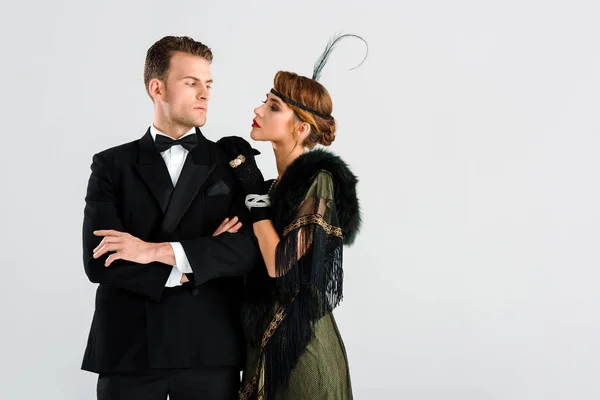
left=133, top=129, right=174, bottom=214
left=160, top=128, right=215, bottom=235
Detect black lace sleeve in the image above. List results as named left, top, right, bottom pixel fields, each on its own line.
left=274, top=170, right=344, bottom=317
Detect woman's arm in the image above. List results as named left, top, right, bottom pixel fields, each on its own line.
left=252, top=220, right=281, bottom=277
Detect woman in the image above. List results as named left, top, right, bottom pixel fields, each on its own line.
left=217, top=34, right=366, bottom=400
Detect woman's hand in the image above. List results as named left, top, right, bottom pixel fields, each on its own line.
left=216, top=136, right=260, bottom=160
left=216, top=136, right=265, bottom=196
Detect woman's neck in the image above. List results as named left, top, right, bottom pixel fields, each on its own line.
left=273, top=141, right=305, bottom=179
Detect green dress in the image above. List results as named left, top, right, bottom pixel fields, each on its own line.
left=241, top=309, right=352, bottom=400
left=239, top=167, right=356, bottom=400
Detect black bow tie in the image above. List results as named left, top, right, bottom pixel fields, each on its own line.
left=154, top=134, right=197, bottom=152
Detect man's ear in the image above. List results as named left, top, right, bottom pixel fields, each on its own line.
left=148, top=78, right=165, bottom=102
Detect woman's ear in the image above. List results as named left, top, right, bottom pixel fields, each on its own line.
left=295, top=122, right=312, bottom=144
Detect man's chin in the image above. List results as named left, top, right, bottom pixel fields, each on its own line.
left=182, top=117, right=206, bottom=128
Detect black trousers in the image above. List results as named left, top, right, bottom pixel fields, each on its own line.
left=97, top=367, right=240, bottom=400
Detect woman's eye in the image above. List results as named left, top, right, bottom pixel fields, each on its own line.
left=261, top=100, right=277, bottom=111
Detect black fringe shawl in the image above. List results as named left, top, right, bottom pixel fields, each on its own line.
left=241, top=148, right=361, bottom=398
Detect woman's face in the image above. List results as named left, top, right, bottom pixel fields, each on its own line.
left=250, top=92, right=296, bottom=144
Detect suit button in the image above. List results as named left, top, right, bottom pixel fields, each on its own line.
left=191, top=288, right=200, bottom=296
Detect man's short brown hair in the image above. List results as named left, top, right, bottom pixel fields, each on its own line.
left=144, top=36, right=213, bottom=98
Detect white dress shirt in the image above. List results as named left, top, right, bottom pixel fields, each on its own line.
left=149, top=125, right=195, bottom=287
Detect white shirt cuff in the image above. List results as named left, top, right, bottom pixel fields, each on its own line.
left=170, top=242, right=193, bottom=273
left=165, top=266, right=183, bottom=287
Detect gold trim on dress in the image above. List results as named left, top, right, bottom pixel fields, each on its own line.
left=239, top=289, right=300, bottom=400
left=239, top=304, right=288, bottom=400
left=282, top=214, right=343, bottom=238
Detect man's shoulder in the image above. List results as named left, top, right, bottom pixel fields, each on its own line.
left=93, top=137, right=141, bottom=163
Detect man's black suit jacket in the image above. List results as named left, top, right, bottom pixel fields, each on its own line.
left=81, top=128, right=258, bottom=373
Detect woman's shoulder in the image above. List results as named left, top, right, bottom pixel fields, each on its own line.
left=286, top=148, right=362, bottom=245
left=288, top=148, right=358, bottom=186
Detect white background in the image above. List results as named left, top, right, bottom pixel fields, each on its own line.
left=1, top=0, right=598, bottom=399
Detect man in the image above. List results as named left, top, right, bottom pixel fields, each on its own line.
left=81, top=36, right=258, bottom=400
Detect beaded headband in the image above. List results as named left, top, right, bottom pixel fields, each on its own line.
left=270, top=88, right=332, bottom=120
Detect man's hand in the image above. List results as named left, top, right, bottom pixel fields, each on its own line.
left=213, top=217, right=242, bottom=236
left=173, top=219, right=241, bottom=285
left=93, top=230, right=157, bottom=267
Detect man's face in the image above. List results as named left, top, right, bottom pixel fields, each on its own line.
left=157, top=51, right=213, bottom=128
